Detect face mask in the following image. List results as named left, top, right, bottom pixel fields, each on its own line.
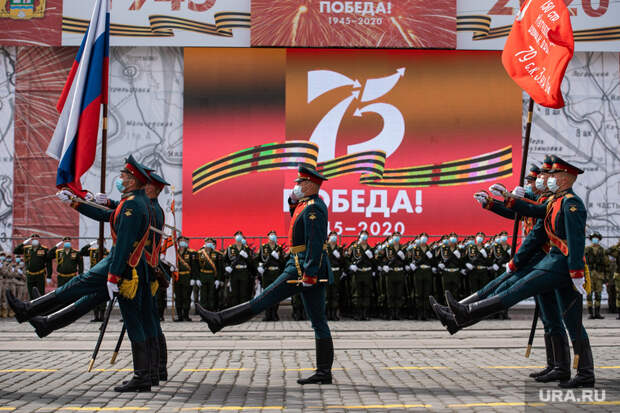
left=63, top=242, right=71, bottom=249
left=329, top=235, right=337, bottom=243
left=388, top=238, right=394, bottom=245
left=592, top=238, right=599, bottom=245
left=15, top=258, right=21, bottom=263
left=414, top=239, right=420, bottom=246
left=32, top=239, right=40, bottom=247
left=525, top=183, right=534, bottom=196
left=205, top=242, right=214, bottom=250
left=360, top=234, right=368, bottom=242
left=501, top=236, right=508, bottom=243
left=268, top=234, right=277, bottom=242
left=235, top=235, right=243, bottom=243
left=407, top=244, right=414, bottom=250
left=0, top=257, right=4, bottom=261
left=442, top=239, right=449, bottom=246
left=535, top=176, right=545, bottom=191
left=466, top=240, right=474, bottom=246
left=115, top=177, right=126, bottom=192
left=179, top=241, right=188, bottom=248
left=420, top=236, right=428, bottom=244
left=393, top=236, right=400, bottom=243
left=546, top=176, right=559, bottom=193
left=476, top=236, right=483, bottom=244
left=449, top=236, right=457, bottom=244
left=292, top=184, right=304, bottom=199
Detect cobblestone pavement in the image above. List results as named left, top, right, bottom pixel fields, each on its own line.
left=0, top=308, right=618, bottom=412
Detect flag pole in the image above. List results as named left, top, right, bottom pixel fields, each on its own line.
left=98, top=103, right=108, bottom=263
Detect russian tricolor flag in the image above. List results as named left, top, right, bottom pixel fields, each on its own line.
left=47, top=0, right=110, bottom=197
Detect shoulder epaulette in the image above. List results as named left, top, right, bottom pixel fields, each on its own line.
left=565, top=194, right=574, bottom=199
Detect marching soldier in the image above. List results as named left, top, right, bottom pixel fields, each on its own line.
left=326, top=231, right=345, bottom=321
left=49, top=237, right=83, bottom=288
left=224, top=231, right=257, bottom=308
left=490, top=232, right=511, bottom=319
left=606, top=240, right=620, bottom=319
left=585, top=232, right=608, bottom=319
left=411, top=233, right=434, bottom=320
left=437, top=233, right=462, bottom=303
left=14, top=234, right=52, bottom=299
left=258, top=231, right=285, bottom=321
left=347, top=230, right=375, bottom=320
left=382, top=232, right=408, bottom=320
left=80, top=240, right=109, bottom=322
left=197, top=238, right=223, bottom=312
left=463, top=233, right=489, bottom=297
left=175, top=236, right=198, bottom=321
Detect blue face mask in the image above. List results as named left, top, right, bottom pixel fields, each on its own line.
left=592, top=238, right=599, bottom=245
left=546, top=176, right=559, bottom=193
left=407, top=244, right=414, bottom=250
left=393, top=236, right=400, bottom=243
left=414, top=239, right=420, bottom=246
left=268, top=234, right=277, bottom=242
left=205, top=242, right=214, bottom=250
left=235, top=235, right=243, bottom=243
left=115, top=177, right=126, bottom=192
left=15, top=258, right=21, bottom=263
left=525, top=183, right=534, bottom=196
left=360, top=234, right=368, bottom=242
left=179, top=241, right=188, bottom=248
left=0, top=257, right=4, bottom=261
left=329, top=235, right=337, bottom=243
left=501, top=235, right=508, bottom=243
left=242, top=239, right=247, bottom=245
left=420, top=236, right=428, bottom=244
left=476, top=236, right=484, bottom=244
left=449, top=236, right=457, bottom=244
left=63, top=242, right=71, bottom=249
left=442, top=239, right=449, bottom=246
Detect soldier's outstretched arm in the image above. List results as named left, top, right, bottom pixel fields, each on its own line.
left=484, top=198, right=516, bottom=220
left=71, top=202, right=115, bottom=222
left=505, top=197, right=548, bottom=218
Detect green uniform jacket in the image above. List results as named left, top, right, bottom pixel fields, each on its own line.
left=13, top=244, right=52, bottom=278
left=49, top=247, right=83, bottom=276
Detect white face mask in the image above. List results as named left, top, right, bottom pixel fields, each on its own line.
left=292, top=184, right=305, bottom=199
left=546, top=176, right=559, bottom=193
left=535, top=176, right=545, bottom=191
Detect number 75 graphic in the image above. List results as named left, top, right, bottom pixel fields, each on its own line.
left=308, top=68, right=406, bottom=162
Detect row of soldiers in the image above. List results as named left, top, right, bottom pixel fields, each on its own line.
left=584, top=232, right=620, bottom=319
left=0, top=252, right=27, bottom=317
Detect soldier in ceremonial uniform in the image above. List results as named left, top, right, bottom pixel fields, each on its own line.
left=382, top=232, right=408, bottom=320
left=258, top=231, right=285, bottom=321
left=197, top=238, right=222, bottom=312
left=411, top=233, right=434, bottom=320
left=585, top=232, right=608, bottom=319
left=606, top=240, right=620, bottom=318
left=175, top=236, right=198, bottom=321
left=490, top=231, right=511, bottom=319
left=347, top=230, right=375, bottom=320
left=13, top=234, right=52, bottom=299
left=49, top=237, right=83, bottom=288
left=436, top=233, right=462, bottom=302
left=463, top=232, right=489, bottom=297
left=80, top=240, right=109, bottom=322
left=223, top=231, right=256, bottom=308
left=8, top=156, right=157, bottom=392
left=439, top=157, right=595, bottom=388
left=198, top=165, right=334, bottom=385
left=326, top=231, right=345, bottom=321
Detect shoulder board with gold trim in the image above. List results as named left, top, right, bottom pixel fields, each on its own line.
left=307, top=200, right=315, bottom=205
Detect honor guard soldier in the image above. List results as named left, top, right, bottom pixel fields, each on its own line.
left=197, top=238, right=223, bottom=312
left=258, top=231, right=285, bottom=321
left=224, top=231, right=257, bottom=307
left=347, top=230, right=375, bottom=320
left=326, top=231, right=345, bottom=321
left=175, top=236, right=198, bottom=321
left=463, top=232, right=489, bottom=297
left=437, top=233, right=463, bottom=302
left=13, top=234, right=52, bottom=299
left=80, top=240, right=109, bottom=322
left=606, top=240, right=620, bottom=318
left=198, top=165, right=335, bottom=385
left=585, top=232, right=608, bottom=319
left=411, top=233, right=434, bottom=320
left=49, top=237, right=83, bottom=288
left=382, top=232, right=408, bottom=320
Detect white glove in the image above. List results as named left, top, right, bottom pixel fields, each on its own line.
left=505, top=262, right=512, bottom=274
left=432, top=267, right=437, bottom=274
left=340, top=273, right=347, bottom=280
left=225, top=266, right=233, bottom=273
left=332, top=250, right=341, bottom=259
left=95, top=192, right=108, bottom=205
left=17, top=269, right=23, bottom=275
left=270, top=250, right=279, bottom=260
left=107, top=281, right=118, bottom=300
left=170, top=265, right=177, bottom=272
left=349, top=264, right=358, bottom=272
left=404, top=264, right=410, bottom=271
left=480, top=249, right=488, bottom=258
left=507, top=248, right=512, bottom=256
left=426, top=251, right=433, bottom=259
left=489, top=183, right=507, bottom=197
left=473, top=191, right=489, bottom=206
left=239, top=250, right=248, bottom=259
left=84, top=192, right=95, bottom=202
left=438, top=263, right=446, bottom=270
left=215, top=280, right=221, bottom=289
left=90, top=240, right=98, bottom=247
left=460, top=269, right=467, bottom=275
left=56, top=189, right=74, bottom=203
left=55, top=241, right=63, bottom=248
left=453, top=249, right=461, bottom=258
left=196, top=280, right=202, bottom=287
left=23, top=237, right=32, bottom=245
left=397, top=250, right=405, bottom=260
left=511, top=186, right=525, bottom=198
left=492, top=264, right=500, bottom=271
left=365, top=249, right=373, bottom=259
left=382, top=265, right=390, bottom=272
left=411, top=264, right=417, bottom=272
left=190, top=279, right=196, bottom=286
left=257, top=267, right=264, bottom=275
left=465, top=263, right=474, bottom=270
left=572, top=276, right=586, bottom=296
left=302, top=282, right=313, bottom=287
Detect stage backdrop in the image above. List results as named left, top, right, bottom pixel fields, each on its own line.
left=0, top=47, right=15, bottom=252
left=183, top=49, right=523, bottom=244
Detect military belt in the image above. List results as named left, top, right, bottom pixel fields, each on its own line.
left=27, top=269, right=46, bottom=276
left=331, top=267, right=340, bottom=271
left=178, top=271, right=190, bottom=275
left=200, top=269, right=214, bottom=274
left=358, top=267, right=372, bottom=272
left=58, top=272, right=77, bottom=278
left=235, top=265, right=247, bottom=269
left=419, top=264, right=431, bottom=269
left=393, top=267, right=404, bottom=272
left=444, top=268, right=459, bottom=272
left=267, top=266, right=279, bottom=271
left=476, top=265, right=487, bottom=270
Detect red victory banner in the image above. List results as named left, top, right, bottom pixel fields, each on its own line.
left=501, top=0, right=574, bottom=108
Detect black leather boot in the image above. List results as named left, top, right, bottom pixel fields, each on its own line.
left=6, top=290, right=59, bottom=323
left=114, top=341, right=151, bottom=392
left=446, top=291, right=504, bottom=326
left=31, top=287, right=41, bottom=299
left=274, top=305, right=280, bottom=321
left=588, top=306, right=594, bottom=319
left=197, top=302, right=254, bottom=334
left=430, top=295, right=465, bottom=335
left=297, top=338, right=333, bottom=385
left=429, top=292, right=479, bottom=326
left=536, top=334, right=571, bottom=383
left=148, top=337, right=160, bottom=386
left=530, top=334, right=554, bottom=378
left=184, top=309, right=192, bottom=322
left=29, top=303, right=85, bottom=338
left=559, top=338, right=595, bottom=388
left=158, top=333, right=168, bottom=381
left=594, top=306, right=604, bottom=319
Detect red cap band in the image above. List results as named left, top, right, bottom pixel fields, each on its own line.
left=551, top=163, right=580, bottom=176
left=125, top=163, right=148, bottom=184
left=299, top=171, right=322, bottom=185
